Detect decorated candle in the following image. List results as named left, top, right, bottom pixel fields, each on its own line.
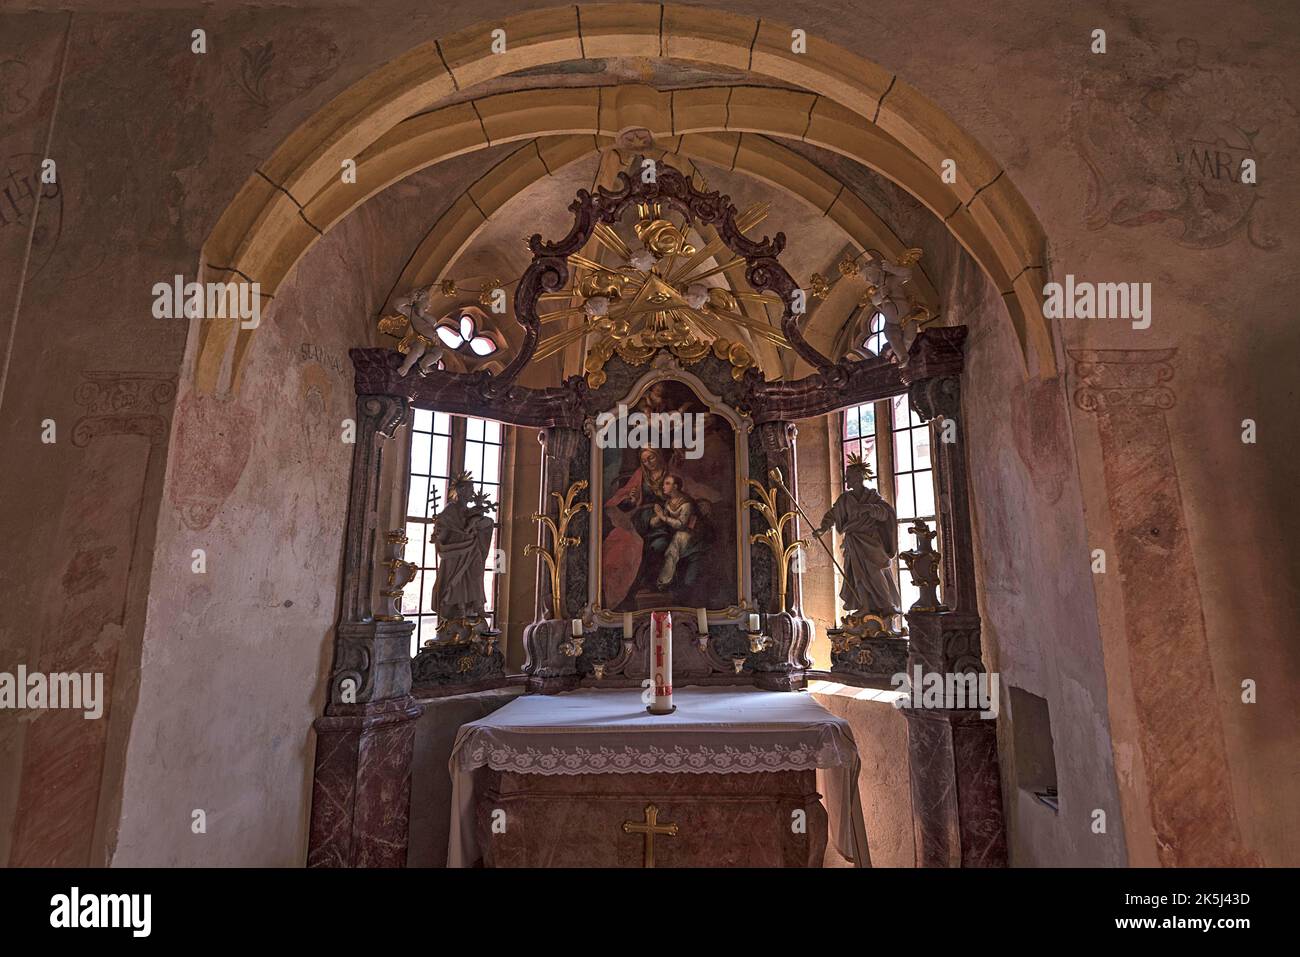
left=696, top=607, right=708, bottom=634
left=748, top=613, right=761, bottom=632
left=649, top=611, right=673, bottom=713
left=571, top=618, right=584, bottom=637
left=623, top=612, right=634, bottom=639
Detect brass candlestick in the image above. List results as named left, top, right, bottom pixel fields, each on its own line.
left=377, top=529, right=418, bottom=621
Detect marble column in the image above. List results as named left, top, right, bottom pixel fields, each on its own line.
left=308, top=393, right=423, bottom=868
left=753, top=420, right=813, bottom=685
left=1069, top=349, right=1256, bottom=866
left=521, top=425, right=585, bottom=691
left=905, top=375, right=977, bottom=613
left=903, top=612, right=1008, bottom=867
left=896, top=330, right=1006, bottom=866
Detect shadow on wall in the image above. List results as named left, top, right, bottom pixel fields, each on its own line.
left=812, top=688, right=915, bottom=868
left=407, top=687, right=525, bottom=866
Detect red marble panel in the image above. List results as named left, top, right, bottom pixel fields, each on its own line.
left=307, top=698, right=422, bottom=868
left=476, top=770, right=827, bottom=867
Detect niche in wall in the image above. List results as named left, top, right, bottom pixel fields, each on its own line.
left=1008, top=686, right=1059, bottom=812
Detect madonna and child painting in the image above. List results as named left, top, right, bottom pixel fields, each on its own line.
left=598, top=379, right=739, bottom=612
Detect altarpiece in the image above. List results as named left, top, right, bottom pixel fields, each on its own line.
left=305, top=162, right=1007, bottom=868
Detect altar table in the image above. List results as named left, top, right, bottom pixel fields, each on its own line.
left=447, top=686, right=870, bottom=867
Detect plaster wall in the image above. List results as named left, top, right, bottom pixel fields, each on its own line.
left=109, top=160, right=490, bottom=864
left=2, top=0, right=1297, bottom=867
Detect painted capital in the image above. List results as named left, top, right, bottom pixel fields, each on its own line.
left=1069, top=348, right=1176, bottom=413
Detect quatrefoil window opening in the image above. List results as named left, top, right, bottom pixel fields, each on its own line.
left=862, top=312, right=887, bottom=357
left=436, top=312, right=499, bottom=357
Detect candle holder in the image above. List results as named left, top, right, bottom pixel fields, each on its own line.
left=745, top=628, right=772, bottom=654
left=472, top=629, right=501, bottom=657
left=376, top=529, right=418, bottom=622
left=560, top=619, right=589, bottom=657
left=731, top=655, right=747, bottom=674
left=592, top=661, right=606, bottom=680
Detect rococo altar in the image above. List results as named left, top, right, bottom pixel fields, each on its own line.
left=306, top=160, right=1006, bottom=868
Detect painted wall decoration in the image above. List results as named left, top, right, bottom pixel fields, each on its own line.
left=1068, top=36, right=1292, bottom=251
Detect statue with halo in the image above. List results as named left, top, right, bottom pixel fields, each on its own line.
left=815, top=453, right=902, bottom=637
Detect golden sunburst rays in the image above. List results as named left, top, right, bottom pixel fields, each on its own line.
left=591, top=222, right=632, bottom=261
left=532, top=323, right=592, bottom=362
left=532, top=200, right=790, bottom=377
left=705, top=303, right=789, bottom=345
left=658, top=202, right=769, bottom=290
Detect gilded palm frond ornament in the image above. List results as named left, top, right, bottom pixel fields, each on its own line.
left=744, top=468, right=808, bottom=614
left=525, top=480, right=592, bottom=618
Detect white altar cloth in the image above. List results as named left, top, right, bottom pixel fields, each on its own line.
left=447, top=686, right=870, bottom=867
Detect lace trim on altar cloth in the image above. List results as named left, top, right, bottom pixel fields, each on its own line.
left=463, top=741, right=847, bottom=775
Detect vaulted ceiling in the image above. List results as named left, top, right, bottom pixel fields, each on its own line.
left=360, top=65, right=968, bottom=387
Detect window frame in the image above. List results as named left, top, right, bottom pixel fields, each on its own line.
left=836, top=393, right=940, bottom=624
left=402, top=410, right=508, bottom=655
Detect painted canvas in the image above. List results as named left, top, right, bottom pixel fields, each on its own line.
left=598, top=378, right=739, bottom=612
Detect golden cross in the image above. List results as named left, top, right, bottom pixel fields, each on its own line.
left=622, top=803, right=679, bottom=868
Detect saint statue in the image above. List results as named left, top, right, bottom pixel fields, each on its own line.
left=815, top=454, right=901, bottom=618
left=429, top=470, right=496, bottom=637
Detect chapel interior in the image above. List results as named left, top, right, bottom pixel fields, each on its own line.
left=1, top=0, right=1297, bottom=870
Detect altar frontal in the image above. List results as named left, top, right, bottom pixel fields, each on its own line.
left=447, top=685, right=869, bottom=868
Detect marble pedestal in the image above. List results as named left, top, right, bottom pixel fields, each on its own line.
left=904, top=708, right=1007, bottom=867
left=307, top=695, right=424, bottom=867
left=903, top=611, right=1007, bottom=867
left=477, top=769, right=827, bottom=867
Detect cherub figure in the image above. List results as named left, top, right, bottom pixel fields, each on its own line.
left=378, top=285, right=446, bottom=377
left=856, top=248, right=929, bottom=367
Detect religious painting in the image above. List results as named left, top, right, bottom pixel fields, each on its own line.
left=593, top=376, right=743, bottom=615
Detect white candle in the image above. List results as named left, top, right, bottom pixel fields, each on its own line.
left=649, top=611, right=673, bottom=713
left=748, top=613, right=761, bottom=632
left=696, top=607, right=708, bottom=634
left=623, top=612, right=634, bottom=639
left=571, top=618, right=584, bottom=637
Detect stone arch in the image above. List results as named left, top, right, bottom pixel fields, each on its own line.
left=199, top=3, right=1051, bottom=393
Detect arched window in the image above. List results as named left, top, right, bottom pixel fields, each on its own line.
left=402, top=410, right=507, bottom=654
left=839, top=392, right=938, bottom=620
